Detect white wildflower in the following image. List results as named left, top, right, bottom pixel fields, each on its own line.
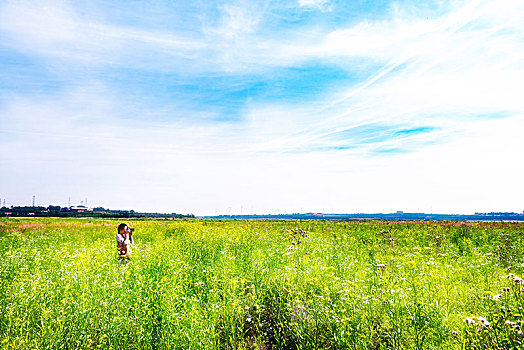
left=478, top=317, right=490, bottom=328
left=464, top=317, right=476, bottom=325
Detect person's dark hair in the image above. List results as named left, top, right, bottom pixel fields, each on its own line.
left=118, top=223, right=127, bottom=234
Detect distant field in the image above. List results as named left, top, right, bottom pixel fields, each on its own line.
left=1, top=218, right=524, bottom=349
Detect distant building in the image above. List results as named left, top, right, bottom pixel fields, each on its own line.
left=70, top=205, right=93, bottom=213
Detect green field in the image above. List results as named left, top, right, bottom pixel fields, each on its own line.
left=1, top=218, right=524, bottom=349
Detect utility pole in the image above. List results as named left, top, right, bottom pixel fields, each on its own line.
left=32, top=195, right=35, bottom=207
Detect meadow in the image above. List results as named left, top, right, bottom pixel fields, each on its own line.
left=1, top=218, right=524, bottom=349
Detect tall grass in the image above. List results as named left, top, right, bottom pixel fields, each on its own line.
left=1, top=218, right=524, bottom=349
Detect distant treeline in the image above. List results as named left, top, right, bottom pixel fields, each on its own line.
left=0, top=205, right=194, bottom=219
left=206, top=212, right=524, bottom=221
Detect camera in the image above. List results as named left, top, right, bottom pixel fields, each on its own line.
left=129, top=227, right=135, bottom=233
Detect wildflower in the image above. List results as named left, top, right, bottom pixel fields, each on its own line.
left=376, top=264, right=386, bottom=270
left=464, top=317, right=476, bottom=325
left=493, top=294, right=502, bottom=301
left=505, top=320, right=516, bottom=326
left=478, top=317, right=490, bottom=328
left=513, top=277, right=523, bottom=284
left=451, top=330, right=458, bottom=335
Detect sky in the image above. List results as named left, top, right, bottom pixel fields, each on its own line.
left=1, top=0, right=523, bottom=215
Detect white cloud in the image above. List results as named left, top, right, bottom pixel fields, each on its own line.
left=0, top=0, right=204, bottom=67
left=298, top=0, right=330, bottom=11
left=285, top=0, right=524, bottom=152
left=1, top=0, right=522, bottom=76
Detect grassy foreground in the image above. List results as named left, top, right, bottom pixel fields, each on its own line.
left=1, top=218, right=524, bottom=349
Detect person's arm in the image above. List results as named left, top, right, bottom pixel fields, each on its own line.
left=116, top=234, right=125, bottom=246
left=116, top=234, right=126, bottom=254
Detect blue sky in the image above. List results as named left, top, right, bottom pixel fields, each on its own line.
left=1, top=0, right=523, bottom=215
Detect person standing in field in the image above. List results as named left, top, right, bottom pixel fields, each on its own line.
left=116, top=223, right=134, bottom=260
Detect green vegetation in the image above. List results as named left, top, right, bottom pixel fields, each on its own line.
left=1, top=219, right=524, bottom=349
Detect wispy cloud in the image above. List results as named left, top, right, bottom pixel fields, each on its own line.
left=2, top=0, right=522, bottom=149
left=298, top=0, right=332, bottom=11
left=0, top=0, right=205, bottom=70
